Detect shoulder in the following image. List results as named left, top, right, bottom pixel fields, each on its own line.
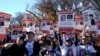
left=23, top=41, right=28, bottom=45
left=3, top=43, right=14, bottom=48
left=34, top=41, right=40, bottom=45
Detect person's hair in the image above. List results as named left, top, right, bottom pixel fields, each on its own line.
left=89, top=14, right=93, bottom=17
left=95, top=38, right=100, bottom=46
left=44, top=40, right=51, bottom=45
left=18, top=36, right=25, bottom=41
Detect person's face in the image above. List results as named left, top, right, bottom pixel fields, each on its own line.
left=45, top=44, right=50, bottom=49
left=54, top=39, right=59, bottom=46
left=81, top=38, right=88, bottom=45
left=87, top=37, right=91, bottom=41
left=87, top=37, right=92, bottom=43
left=41, top=37, right=45, bottom=40
left=82, top=39, right=88, bottom=45
left=28, top=33, right=35, bottom=41
left=16, top=38, right=24, bottom=45
left=65, top=41, right=71, bottom=46
left=82, top=39, right=85, bottom=44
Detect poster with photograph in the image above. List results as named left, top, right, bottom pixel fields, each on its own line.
left=58, top=11, right=74, bottom=27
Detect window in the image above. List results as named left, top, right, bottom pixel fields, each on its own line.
left=61, top=15, right=66, bottom=21
left=0, top=22, right=4, bottom=26
left=6, top=18, right=10, bottom=21
left=67, top=15, right=73, bottom=19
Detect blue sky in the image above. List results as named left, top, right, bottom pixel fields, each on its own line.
left=0, top=0, right=37, bottom=17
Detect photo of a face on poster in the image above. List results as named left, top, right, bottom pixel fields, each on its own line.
left=60, top=15, right=66, bottom=21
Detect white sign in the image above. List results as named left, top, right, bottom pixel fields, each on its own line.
left=83, top=9, right=95, bottom=26
left=74, top=15, right=84, bottom=31
left=58, top=11, right=74, bottom=28
left=40, top=21, right=51, bottom=31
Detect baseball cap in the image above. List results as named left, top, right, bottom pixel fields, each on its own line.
left=26, top=32, right=35, bottom=35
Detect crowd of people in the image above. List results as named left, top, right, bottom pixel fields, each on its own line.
left=0, top=31, right=100, bottom=56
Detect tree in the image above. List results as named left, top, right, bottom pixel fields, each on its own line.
left=56, top=0, right=74, bottom=10
left=27, top=0, right=85, bottom=22
left=91, top=0, right=100, bottom=11
left=33, top=0, right=76, bottom=22
left=10, top=12, right=24, bottom=26
left=26, top=3, right=42, bottom=22
left=34, top=0, right=58, bottom=22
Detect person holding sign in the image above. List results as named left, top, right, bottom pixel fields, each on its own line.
left=77, top=35, right=96, bottom=56
left=61, top=37, right=76, bottom=56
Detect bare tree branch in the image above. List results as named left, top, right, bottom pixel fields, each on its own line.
left=91, top=0, right=100, bottom=11
left=26, top=9, right=41, bottom=22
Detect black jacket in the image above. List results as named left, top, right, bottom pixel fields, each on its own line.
left=94, top=46, right=100, bottom=56
left=1, top=44, right=28, bottom=56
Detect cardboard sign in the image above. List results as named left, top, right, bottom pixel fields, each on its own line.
left=83, top=9, right=95, bottom=26
left=58, top=11, right=74, bottom=36
left=75, top=14, right=84, bottom=32
left=40, top=19, right=52, bottom=34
